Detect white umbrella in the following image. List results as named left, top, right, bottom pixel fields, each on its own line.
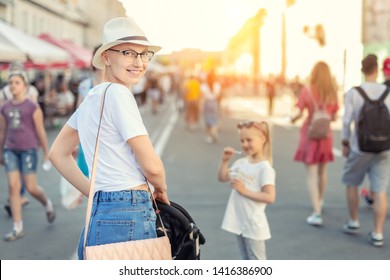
left=0, top=34, right=27, bottom=62
left=0, top=20, right=69, bottom=64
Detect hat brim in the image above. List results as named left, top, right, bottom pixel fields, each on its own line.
left=92, top=40, right=161, bottom=70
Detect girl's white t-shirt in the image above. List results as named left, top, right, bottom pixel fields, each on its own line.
left=221, top=158, right=276, bottom=241
left=67, top=82, right=148, bottom=192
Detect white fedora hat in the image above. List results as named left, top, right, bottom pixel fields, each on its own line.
left=92, top=17, right=161, bottom=69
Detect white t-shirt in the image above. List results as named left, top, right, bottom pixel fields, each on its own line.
left=221, top=158, right=275, bottom=241
left=0, top=84, right=39, bottom=103
left=67, top=82, right=148, bottom=192
left=78, top=78, right=93, bottom=99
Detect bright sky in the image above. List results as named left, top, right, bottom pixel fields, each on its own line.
left=120, top=0, right=264, bottom=54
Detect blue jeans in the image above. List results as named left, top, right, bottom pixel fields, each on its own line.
left=77, top=190, right=157, bottom=260
left=3, top=149, right=37, bottom=174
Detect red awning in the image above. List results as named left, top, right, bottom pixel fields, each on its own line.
left=38, top=33, right=92, bottom=68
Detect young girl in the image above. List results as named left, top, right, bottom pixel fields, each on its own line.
left=217, top=120, right=276, bottom=260
left=0, top=71, right=55, bottom=242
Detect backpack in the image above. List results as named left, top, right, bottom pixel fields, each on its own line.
left=307, top=90, right=331, bottom=139
left=355, top=86, right=390, bottom=153
left=155, top=200, right=206, bottom=260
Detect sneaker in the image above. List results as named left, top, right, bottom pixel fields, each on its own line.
left=46, top=207, right=56, bottom=224
left=342, top=220, right=360, bottom=234
left=368, top=232, right=384, bottom=247
left=4, top=197, right=29, bottom=217
left=4, top=230, right=24, bottom=242
left=4, top=204, right=11, bottom=217
left=205, top=136, right=213, bottom=143
left=306, top=213, right=322, bottom=226
left=360, top=188, right=374, bottom=208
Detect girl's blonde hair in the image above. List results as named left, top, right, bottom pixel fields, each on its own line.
left=309, top=61, right=338, bottom=105
left=237, top=120, right=273, bottom=165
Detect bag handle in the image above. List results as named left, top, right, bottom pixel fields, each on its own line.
left=83, top=83, right=167, bottom=250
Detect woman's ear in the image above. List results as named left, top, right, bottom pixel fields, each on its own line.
left=102, top=52, right=110, bottom=66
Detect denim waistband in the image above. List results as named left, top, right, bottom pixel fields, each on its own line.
left=93, top=190, right=149, bottom=203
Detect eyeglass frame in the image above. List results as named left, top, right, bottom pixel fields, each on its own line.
left=106, top=48, right=154, bottom=63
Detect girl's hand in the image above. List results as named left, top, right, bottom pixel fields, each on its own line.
left=222, top=146, right=235, bottom=162
left=342, top=145, right=350, bottom=158
left=231, top=179, right=246, bottom=194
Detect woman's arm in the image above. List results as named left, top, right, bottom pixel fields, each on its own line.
left=49, top=124, right=90, bottom=196
left=290, top=109, right=303, bottom=124
left=128, top=135, right=169, bottom=204
left=33, top=107, right=49, bottom=160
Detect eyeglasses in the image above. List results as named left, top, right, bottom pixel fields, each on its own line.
left=107, top=49, right=154, bottom=63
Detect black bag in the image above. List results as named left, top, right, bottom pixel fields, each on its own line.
left=155, top=201, right=206, bottom=260
left=355, top=86, right=390, bottom=153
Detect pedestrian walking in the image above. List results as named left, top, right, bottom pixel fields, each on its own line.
left=341, top=54, right=390, bottom=247
left=49, top=17, right=170, bottom=259
left=1, top=63, right=40, bottom=214
left=217, top=120, right=276, bottom=260
left=145, top=70, right=161, bottom=114
left=201, top=71, right=220, bottom=143
left=183, top=74, right=201, bottom=130
left=0, top=71, right=55, bottom=242
left=290, top=61, right=339, bottom=226
left=360, top=56, right=390, bottom=207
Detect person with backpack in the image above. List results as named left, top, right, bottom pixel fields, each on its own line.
left=341, top=54, right=390, bottom=247
left=290, top=61, right=339, bottom=226
left=360, top=57, right=390, bottom=206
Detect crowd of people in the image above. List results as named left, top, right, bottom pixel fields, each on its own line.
left=1, top=16, right=390, bottom=261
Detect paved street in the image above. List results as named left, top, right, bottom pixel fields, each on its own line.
left=0, top=93, right=389, bottom=260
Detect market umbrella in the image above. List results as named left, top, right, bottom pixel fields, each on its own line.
left=0, top=20, right=69, bottom=65
left=0, top=33, right=27, bottom=62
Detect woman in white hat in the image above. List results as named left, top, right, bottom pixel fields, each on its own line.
left=49, top=17, right=169, bottom=259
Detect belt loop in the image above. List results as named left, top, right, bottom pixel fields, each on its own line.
left=132, top=191, right=137, bottom=205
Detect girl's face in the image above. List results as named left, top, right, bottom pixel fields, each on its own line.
left=8, top=75, right=27, bottom=97
left=239, top=127, right=266, bottom=158
left=103, top=43, right=149, bottom=87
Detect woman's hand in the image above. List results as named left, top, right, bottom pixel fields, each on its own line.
left=153, top=188, right=170, bottom=205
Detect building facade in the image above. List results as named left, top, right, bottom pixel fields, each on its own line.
left=0, top=0, right=126, bottom=50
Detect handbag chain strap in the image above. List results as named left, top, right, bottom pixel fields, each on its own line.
left=83, top=83, right=168, bottom=248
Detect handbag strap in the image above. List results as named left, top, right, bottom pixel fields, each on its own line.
left=83, top=83, right=167, bottom=248
left=307, top=87, right=319, bottom=111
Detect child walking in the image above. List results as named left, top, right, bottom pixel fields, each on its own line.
left=217, top=120, right=276, bottom=260
left=0, top=71, right=55, bottom=241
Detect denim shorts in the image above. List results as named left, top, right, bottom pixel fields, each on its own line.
left=77, top=189, right=157, bottom=260
left=3, top=149, right=38, bottom=174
